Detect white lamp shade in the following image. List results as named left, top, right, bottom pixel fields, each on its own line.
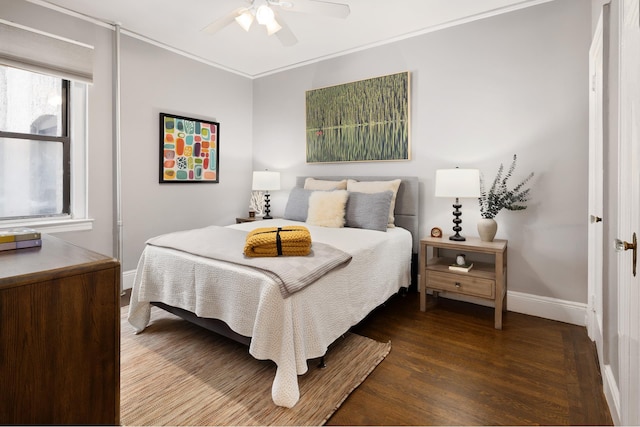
left=252, top=170, right=281, bottom=191
left=235, top=11, right=254, bottom=32
left=255, top=5, right=275, bottom=25
left=435, top=168, right=480, bottom=198
left=265, top=18, right=282, bottom=35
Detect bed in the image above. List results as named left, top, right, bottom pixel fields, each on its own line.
left=128, top=176, right=419, bottom=408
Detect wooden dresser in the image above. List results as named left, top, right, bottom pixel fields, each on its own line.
left=0, top=234, right=120, bottom=425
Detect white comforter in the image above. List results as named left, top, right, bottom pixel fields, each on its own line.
left=128, top=219, right=412, bottom=408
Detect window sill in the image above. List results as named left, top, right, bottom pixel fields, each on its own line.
left=0, top=217, right=94, bottom=233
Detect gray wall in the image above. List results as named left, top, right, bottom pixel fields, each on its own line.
left=3, top=0, right=595, bottom=305
left=118, top=36, right=253, bottom=271
left=253, top=0, right=592, bottom=303
left=0, top=0, right=617, bottom=411
left=1, top=0, right=254, bottom=271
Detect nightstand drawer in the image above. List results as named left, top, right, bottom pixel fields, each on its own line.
left=426, top=270, right=495, bottom=299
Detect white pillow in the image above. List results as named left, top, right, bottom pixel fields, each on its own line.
left=306, top=190, right=349, bottom=228
left=346, top=179, right=401, bottom=227
left=304, top=178, right=347, bottom=191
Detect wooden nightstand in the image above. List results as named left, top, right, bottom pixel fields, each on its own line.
left=419, top=235, right=507, bottom=329
left=235, top=216, right=280, bottom=224
left=236, top=216, right=257, bottom=224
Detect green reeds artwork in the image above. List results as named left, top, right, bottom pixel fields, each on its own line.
left=305, top=72, right=410, bottom=163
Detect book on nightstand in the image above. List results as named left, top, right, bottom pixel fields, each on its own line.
left=0, top=228, right=42, bottom=252
left=449, top=263, right=474, bottom=272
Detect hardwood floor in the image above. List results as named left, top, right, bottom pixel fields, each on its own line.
left=328, top=292, right=613, bottom=426
left=121, top=290, right=613, bottom=426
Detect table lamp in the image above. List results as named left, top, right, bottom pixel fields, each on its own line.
left=435, top=168, right=480, bottom=241
left=252, top=170, right=281, bottom=219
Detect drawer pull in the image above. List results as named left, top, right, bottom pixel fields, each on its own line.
left=455, top=282, right=461, bottom=288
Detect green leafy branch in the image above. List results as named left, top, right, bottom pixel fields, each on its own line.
left=479, top=154, right=534, bottom=219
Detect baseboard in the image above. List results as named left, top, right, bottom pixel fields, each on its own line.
left=506, top=290, right=587, bottom=326
left=123, top=269, right=136, bottom=290
left=428, top=289, right=588, bottom=326
left=602, top=363, right=621, bottom=425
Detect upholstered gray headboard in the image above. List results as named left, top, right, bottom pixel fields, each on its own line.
left=296, top=176, right=420, bottom=253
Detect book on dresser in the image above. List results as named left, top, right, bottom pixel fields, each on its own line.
left=449, top=263, right=474, bottom=272
left=0, top=228, right=42, bottom=252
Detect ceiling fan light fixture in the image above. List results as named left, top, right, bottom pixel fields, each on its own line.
left=265, top=18, right=282, bottom=35
left=203, top=0, right=349, bottom=47
left=235, top=10, right=254, bottom=32
left=255, top=4, right=275, bottom=25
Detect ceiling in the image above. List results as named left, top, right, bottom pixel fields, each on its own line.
left=32, top=0, right=552, bottom=78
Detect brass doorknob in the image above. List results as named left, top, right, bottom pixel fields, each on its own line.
left=615, top=232, right=637, bottom=277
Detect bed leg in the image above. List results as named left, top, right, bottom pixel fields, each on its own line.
left=318, top=356, right=327, bottom=369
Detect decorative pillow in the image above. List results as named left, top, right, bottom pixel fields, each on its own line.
left=283, top=187, right=313, bottom=222
left=346, top=179, right=402, bottom=227
left=304, top=178, right=347, bottom=191
left=345, top=191, right=394, bottom=232
left=306, top=190, right=349, bottom=228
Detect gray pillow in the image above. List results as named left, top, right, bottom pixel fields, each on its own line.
left=345, top=191, right=394, bottom=232
left=283, top=187, right=313, bottom=222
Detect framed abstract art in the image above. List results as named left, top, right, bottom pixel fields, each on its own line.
left=159, top=112, right=220, bottom=183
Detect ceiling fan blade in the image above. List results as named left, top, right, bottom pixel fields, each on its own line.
left=276, top=0, right=350, bottom=19
left=201, top=8, right=246, bottom=34
left=273, top=12, right=298, bottom=46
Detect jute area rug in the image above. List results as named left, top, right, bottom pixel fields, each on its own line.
left=120, top=306, right=391, bottom=426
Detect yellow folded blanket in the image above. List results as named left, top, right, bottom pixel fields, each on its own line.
left=244, top=226, right=312, bottom=257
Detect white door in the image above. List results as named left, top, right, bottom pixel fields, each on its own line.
left=588, top=10, right=605, bottom=361
left=617, top=0, right=640, bottom=424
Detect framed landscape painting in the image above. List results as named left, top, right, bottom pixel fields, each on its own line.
left=159, top=112, right=219, bottom=183
left=305, top=71, right=410, bottom=163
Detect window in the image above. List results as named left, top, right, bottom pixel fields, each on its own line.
left=0, top=65, right=90, bottom=231
left=0, top=66, right=70, bottom=219
left=0, top=21, right=93, bottom=232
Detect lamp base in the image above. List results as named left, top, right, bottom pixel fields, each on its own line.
left=263, top=192, right=272, bottom=220
left=449, top=198, right=466, bottom=241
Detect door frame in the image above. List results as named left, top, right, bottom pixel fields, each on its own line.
left=587, top=9, right=605, bottom=360
left=589, top=9, right=622, bottom=424
left=617, top=1, right=640, bottom=424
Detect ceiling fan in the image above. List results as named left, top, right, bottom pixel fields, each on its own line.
left=201, top=0, right=350, bottom=46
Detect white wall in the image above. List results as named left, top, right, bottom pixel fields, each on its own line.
left=253, top=0, right=591, bottom=303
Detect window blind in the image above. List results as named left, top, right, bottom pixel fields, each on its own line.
left=0, top=19, right=93, bottom=83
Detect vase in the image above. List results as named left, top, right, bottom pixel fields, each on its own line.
left=477, top=218, right=498, bottom=242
